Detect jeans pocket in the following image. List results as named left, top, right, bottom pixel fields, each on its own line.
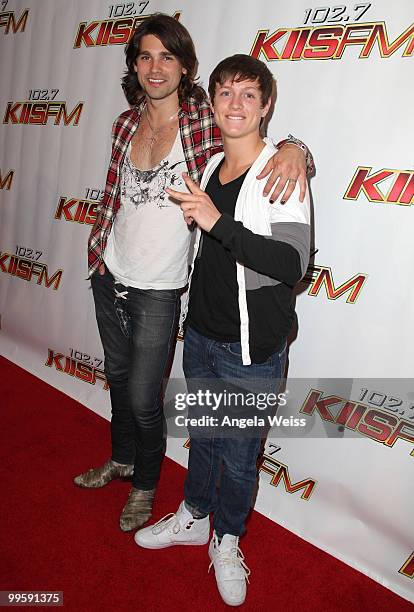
left=222, top=342, right=243, bottom=358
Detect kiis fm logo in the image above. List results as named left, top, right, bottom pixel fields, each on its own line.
left=344, top=167, right=414, bottom=206
left=399, top=552, right=414, bottom=579
left=301, top=390, right=414, bottom=458
left=250, top=3, right=414, bottom=61
left=55, top=189, right=102, bottom=225
left=302, top=265, right=367, bottom=304
left=74, top=7, right=180, bottom=48
left=3, top=103, right=83, bottom=126
left=0, top=169, right=14, bottom=190
left=0, top=1, right=28, bottom=35
left=0, top=247, right=63, bottom=290
left=258, top=449, right=316, bottom=500
left=45, top=349, right=108, bottom=390
left=183, top=439, right=316, bottom=500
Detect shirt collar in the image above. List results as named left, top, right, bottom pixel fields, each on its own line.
left=180, top=97, right=201, bottom=119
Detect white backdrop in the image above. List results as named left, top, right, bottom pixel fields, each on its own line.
left=1, top=0, right=413, bottom=602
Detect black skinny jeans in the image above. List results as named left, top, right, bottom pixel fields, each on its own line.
left=91, top=267, right=180, bottom=489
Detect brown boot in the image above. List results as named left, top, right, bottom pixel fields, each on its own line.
left=73, top=459, right=134, bottom=488
left=119, top=487, right=156, bottom=532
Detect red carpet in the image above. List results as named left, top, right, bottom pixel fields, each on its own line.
left=0, top=355, right=411, bottom=611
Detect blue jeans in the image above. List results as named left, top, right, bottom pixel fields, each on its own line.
left=91, top=267, right=180, bottom=490
left=183, top=326, right=287, bottom=537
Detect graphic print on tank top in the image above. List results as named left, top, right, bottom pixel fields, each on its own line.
left=121, top=157, right=185, bottom=209
left=121, top=131, right=187, bottom=209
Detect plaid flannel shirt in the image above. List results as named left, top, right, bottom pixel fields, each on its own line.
left=87, top=96, right=314, bottom=277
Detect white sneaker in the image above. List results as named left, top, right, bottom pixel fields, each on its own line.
left=134, top=501, right=210, bottom=549
left=208, top=532, right=250, bottom=607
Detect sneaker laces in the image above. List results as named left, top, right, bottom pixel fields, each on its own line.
left=209, top=543, right=251, bottom=583
left=150, top=512, right=192, bottom=536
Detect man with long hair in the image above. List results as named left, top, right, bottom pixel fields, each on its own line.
left=75, top=14, right=313, bottom=533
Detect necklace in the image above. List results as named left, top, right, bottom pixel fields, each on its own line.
left=144, top=108, right=179, bottom=147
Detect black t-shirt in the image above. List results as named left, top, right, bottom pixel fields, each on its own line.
left=187, top=160, right=245, bottom=342
left=187, top=159, right=299, bottom=363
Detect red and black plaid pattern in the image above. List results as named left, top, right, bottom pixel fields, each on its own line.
left=87, top=97, right=222, bottom=277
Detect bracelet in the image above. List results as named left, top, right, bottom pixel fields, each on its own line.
left=275, top=134, right=315, bottom=177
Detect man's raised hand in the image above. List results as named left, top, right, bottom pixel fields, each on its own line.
left=166, top=173, right=221, bottom=232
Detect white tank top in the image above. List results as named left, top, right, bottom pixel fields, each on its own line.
left=104, top=130, right=191, bottom=289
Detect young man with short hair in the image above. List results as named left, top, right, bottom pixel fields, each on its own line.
left=75, top=14, right=313, bottom=534
left=135, top=54, right=311, bottom=607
